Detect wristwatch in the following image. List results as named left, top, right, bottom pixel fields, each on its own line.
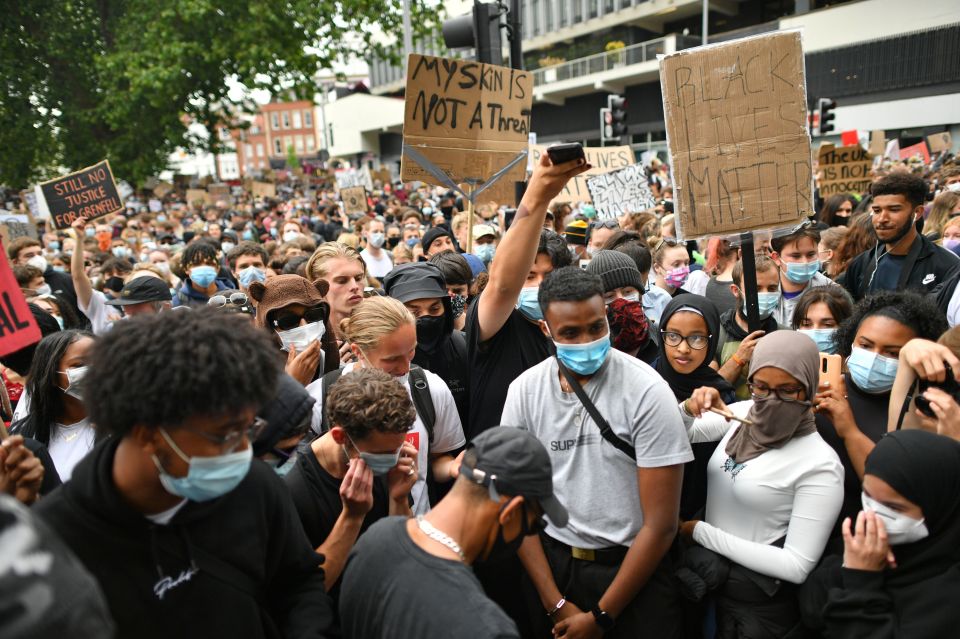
left=591, top=606, right=614, bottom=632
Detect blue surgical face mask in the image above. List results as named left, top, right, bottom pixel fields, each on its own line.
left=152, top=428, right=252, bottom=502
left=190, top=265, right=218, bottom=287
left=783, top=260, right=820, bottom=284
left=48, top=240, right=61, bottom=251
left=516, top=286, right=542, bottom=321
left=847, top=346, right=899, bottom=394
left=798, top=328, right=838, bottom=354
left=84, top=228, right=95, bottom=237
left=474, top=243, right=496, bottom=263
left=238, top=266, right=266, bottom=288
left=347, top=435, right=401, bottom=476
left=156, top=214, right=168, bottom=223
left=756, top=291, right=780, bottom=318
left=242, top=229, right=254, bottom=241
left=554, top=330, right=611, bottom=375
left=112, top=246, right=131, bottom=259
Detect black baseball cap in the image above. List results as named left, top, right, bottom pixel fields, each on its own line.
left=105, top=276, right=171, bottom=306
left=460, top=428, right=568, bottom=527
left=382, top=263, right=447, bottom=302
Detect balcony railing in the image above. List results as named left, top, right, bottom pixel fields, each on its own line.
left=532, top=36, right=670, bottom=86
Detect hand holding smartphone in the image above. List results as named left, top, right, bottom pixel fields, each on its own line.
left=546, top=143, right=585, bottom=166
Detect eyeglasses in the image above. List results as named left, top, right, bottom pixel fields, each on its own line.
left=591, top=219, right=619, bottom=230
left=654, top=237, right=680, bottom=252
left=272, top=303, right=328, bottom=330
left=661, top=330, right=710, bottom=350
left=746, top=382, right=806, bottom=403
left=179, top=416, right=268, bottom=453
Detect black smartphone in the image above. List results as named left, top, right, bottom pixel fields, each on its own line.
left=504, top=208, right=517, bottom=229
left=916, top=367, right=960, bottom=417
left=546, top=143, right=585, bottom=166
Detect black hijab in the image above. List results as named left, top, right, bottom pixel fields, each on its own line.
left=655, top=294, right=734, bottom=402
left=864, top=430, right=960, bottom=587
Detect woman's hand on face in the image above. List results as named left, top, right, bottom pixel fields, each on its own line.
left=842, top=510, right=896, bottom=572
left=684, top=387, right=728, bottom=418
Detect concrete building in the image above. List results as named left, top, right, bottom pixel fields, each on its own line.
left=368, top=0, right=960, bottom=160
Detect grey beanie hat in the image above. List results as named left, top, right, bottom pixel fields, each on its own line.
left=585, top=250, right=642, bottom=293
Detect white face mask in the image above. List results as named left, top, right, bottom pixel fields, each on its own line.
left=862, top=493, right=929, bottom=545
left=276, top=320, right=325, bottom=353
left=60, top=365, right=89, bottom=400
left=282, top=231, right=301, bottom=243
left=27, top=255, right=49, bottom=272
left=35, top=283, right=52, bottom=297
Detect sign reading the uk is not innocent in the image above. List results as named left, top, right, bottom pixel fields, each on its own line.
left=660, top=31, right=813, bottom=239
left=400, top=54, right=533, bottom=193
left=41, top=160, right=125, bottom=230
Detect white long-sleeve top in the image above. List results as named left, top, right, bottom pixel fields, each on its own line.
left=680, top=400, right=844, bottom=584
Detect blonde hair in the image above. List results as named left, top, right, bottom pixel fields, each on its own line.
left=340, top=296, right=414, bottom=353
left=928, top=191, right=960, bottom=239
left=305, top=242, right=367, bottom=282
left=451, top=212, right=469, bottom=234
left=392, top=243, right=414, bottom=264
left=336, top=232, right=359, bottom=248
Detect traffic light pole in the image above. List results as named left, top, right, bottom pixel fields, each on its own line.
left=508, top=0, right=523, bottom=70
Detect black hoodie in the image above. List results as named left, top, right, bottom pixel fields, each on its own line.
left=34, top=437, right=332, bottom=639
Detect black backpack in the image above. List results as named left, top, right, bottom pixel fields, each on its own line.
left=319, top=366, right=436, bottom=445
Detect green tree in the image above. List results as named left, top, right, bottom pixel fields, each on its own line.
left=286, top=144, right=299, bottom=172
left=0, top=0, right=442, bottom=188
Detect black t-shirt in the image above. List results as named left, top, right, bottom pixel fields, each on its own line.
left=284, top=447, right=390, bottom=550
left=465, top=295, right=552, bottom=441
left=339, top=517, right=520, bottom=639
left=705, top=278, right=736, bottom=317
left=816, top=372, right=890, bottom=531
left=870, top=253, right=906, bottom=293
left=413, top=334, right=469, bottom=428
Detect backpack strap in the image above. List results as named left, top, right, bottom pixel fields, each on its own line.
left=408, top=366, right=435, bottom=447
left=557, top=359, right=636, bottom=461
left=450, top=330, right=468, bottom=363
left=318, top=368, right=344, bottom=433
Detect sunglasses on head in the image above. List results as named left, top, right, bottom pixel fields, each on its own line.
left=272, top=304, right=328, bottom=331
left=655, top=237, right=680, bottom=252
left=591, top=219, right=619, bottom=230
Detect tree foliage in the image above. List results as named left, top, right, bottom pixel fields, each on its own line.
left=0, top=0, right=442, bottom=188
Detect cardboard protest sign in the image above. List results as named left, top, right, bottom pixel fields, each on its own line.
left=20, top=189, right=48, bottom=221
left=400, top=54, right=533, bottom=195
left=185, top=189, right=208, bottom=206
left=818, top=144, right=873, bottom=196
left=207, top=183, right=231, bottom=202
left=40, top=160, right=124, bottom=230
left=899, top=141, right=930, bottom=164
left=660, top=31, right=813, bottom=238
left=153, top=182, right=173, bottom=198
left=335, top=167, right=374, bottom=191
left=884, top=139, right=900, bottom=161
left=148, top=199, right=163, bottom=213
left=587, top=164, right=657, bottom=220
left=0, top=214, right=38, bottom=247
left=530, top=145, right=635, bottom=204
left=0, top=241, right=41, bottom=358
left=927, top=132, right=952, bottom=154
left=251, top=182, right=276, bottom=199
left=869, top=131, right=885, bottom=156
left=340, top=187, right=369, bottom=215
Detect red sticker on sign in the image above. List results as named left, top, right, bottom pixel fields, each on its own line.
left=405, top=432, right=420, bottom=451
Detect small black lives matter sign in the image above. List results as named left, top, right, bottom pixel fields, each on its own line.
left=41, top=160, right=124, bottom=230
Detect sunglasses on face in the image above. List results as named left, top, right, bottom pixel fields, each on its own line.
left=272, top=304, right=328, bottom=331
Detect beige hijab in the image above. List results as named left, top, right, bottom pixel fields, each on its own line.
left=725, top=331, right=819, bottom=463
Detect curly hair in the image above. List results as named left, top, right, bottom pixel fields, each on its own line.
left=834, top=291, right=948, bottom=358
left=831, top=213, right=877, bottom=278
left=86, top=307, right=280, bottom=436
left=180, top=240, right=219, bottom=269
left=538, top=229, right=572, bottom=270
left=325, top=367, right=416, bottom=440
left=871, top=172, right=928, bottom=209
left=538, top=266, right=603, bottom=315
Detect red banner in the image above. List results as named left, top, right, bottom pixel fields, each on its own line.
left=0, top=241, right=41, bottom=357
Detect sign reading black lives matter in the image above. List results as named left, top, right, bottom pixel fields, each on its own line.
left=587, top=164, right=657, bottom=220
left=660, top=32, right=812, bottom=239
left=41, top=160, right=124, bottom=230
left=400, top=54, right=533, bottom=193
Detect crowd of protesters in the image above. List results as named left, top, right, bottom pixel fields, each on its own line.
left=1, top=145, right=960, bottom=639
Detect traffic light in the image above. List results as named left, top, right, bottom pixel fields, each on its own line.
left=441, top=1, right=503, bottom=66
left=608, top=95, right=628, bottom=138
left=817, top=98, right=837, bottom=136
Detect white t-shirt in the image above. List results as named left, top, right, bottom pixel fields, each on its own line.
left=79, top=290, right=122, bottom=335
left=681, top=400, right=844, bottom=584
left=145, top=499, right=188, bottom=525
left=643, top=284, right=672, bottom=324
left=360, top=248, right=394, bottom=279
left=948, top=282, right=960, bottom=328
left=306, top=363, right=466, bottom=515
left=685, top=269, right=710, bottom=296
left=47, top=417, right=97, bottom=481
left=501, top=350, right=693, bottom=548
left=11, top=387, right=30, bottom=425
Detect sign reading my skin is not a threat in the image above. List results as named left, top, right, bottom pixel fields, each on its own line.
left=660, top=31, right=813, bottom=239
left=400, top=54, right=533, bottom=193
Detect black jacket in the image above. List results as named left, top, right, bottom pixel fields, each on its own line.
left=839, top=232, right=959, bottom=301
left=34, top=437, right=332, bottom=639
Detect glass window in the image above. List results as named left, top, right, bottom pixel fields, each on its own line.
left=545, top=0, right=553, bottom=31
left=282, top=112, right=290, bottom=128
left=295, top=136, right=304, bottom=152
left=559, top=0, right=567, bottom=26
left=574, top=0, right=582, bottom=22
left=292, top=111, right=302, bottom=129
left=306, top=136, right=315, bottom=151
left=273, top=139, right=282, bottom=155
left=271, top=114, right=279, bottom=130
left=284, top=136, right=293, bottom=153
left=531, top=0, right=540, bottom=34
left=256, top=143, right=264, bottom=157
left=304, top=111, right=313, bottom=127
left=589, top=0, right=598, bottom=19
left=245, top=144, right=253, bottom=156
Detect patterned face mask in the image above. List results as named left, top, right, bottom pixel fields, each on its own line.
left=449, top=294, right=467, bottom=319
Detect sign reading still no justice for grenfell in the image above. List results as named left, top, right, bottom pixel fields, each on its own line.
left=660, top=31, right=813, bottom=239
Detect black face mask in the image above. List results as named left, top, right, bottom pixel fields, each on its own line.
left=416, top=315, right=446, bottom=352
left=386, top=236, right=401, bottom=249
left=440, top=205, right=454, bottom=217
left=105, top=276, right=125, bottom=293
left=479, top=502, right=544, bottom=565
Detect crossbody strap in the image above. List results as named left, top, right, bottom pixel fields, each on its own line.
left=556, top=359, right=636, bottom=461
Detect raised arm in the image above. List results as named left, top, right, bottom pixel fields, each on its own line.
left=476, top=154, right=589, bottom=341
left=69, top=217, right=94, bottom=309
